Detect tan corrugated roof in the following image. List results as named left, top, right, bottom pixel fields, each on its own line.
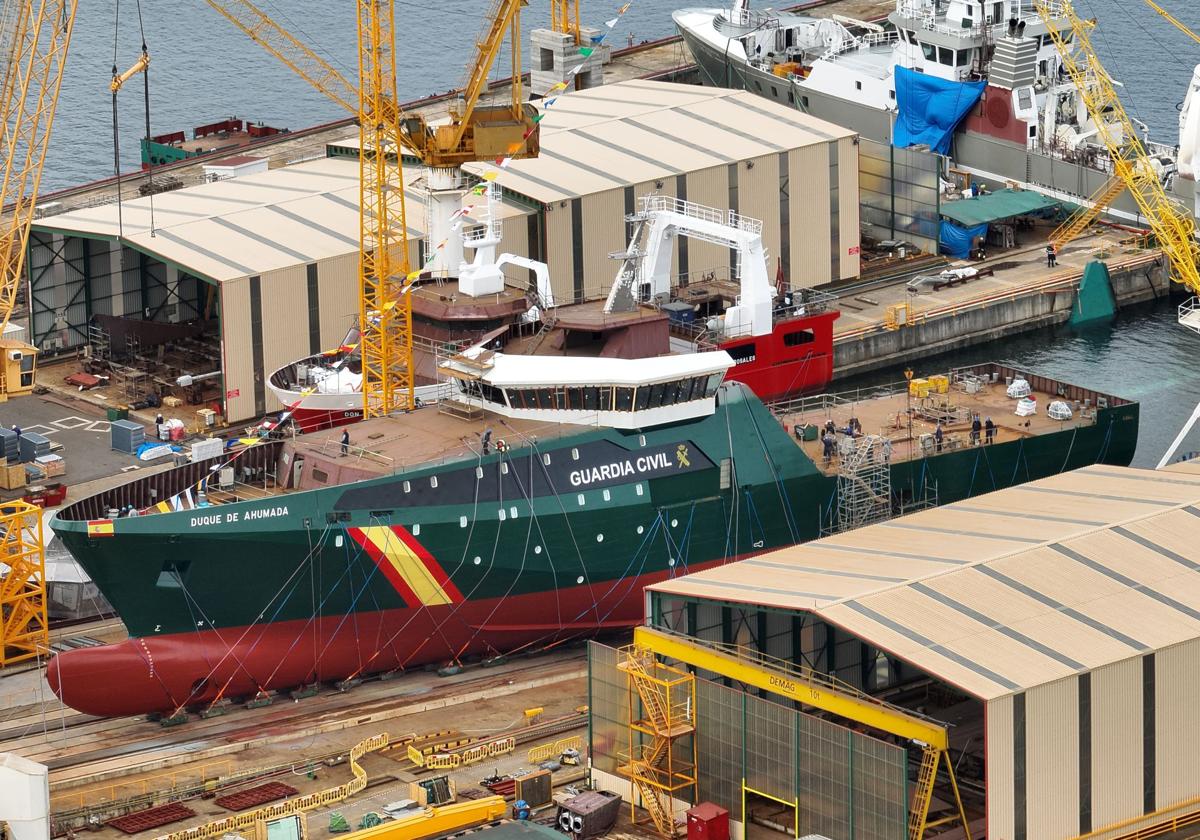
left=649, top=464, right=1200, bottom=700
left=462, top=79, right=856, bottom=203
left=32, top=157, right=529, bottom=283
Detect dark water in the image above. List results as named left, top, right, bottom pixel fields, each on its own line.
left=839, top=296, right=1200, bottom=468
left=37, top=0, right=1200, bottom=463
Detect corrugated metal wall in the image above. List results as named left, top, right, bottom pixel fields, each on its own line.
left=789, top=144, right=831, bottom=288
left=838, top=137, right=862, bottom=280
left=315, top=252, right=359, bottom=347
left=986, top=696, right=1015, bottom=840
left=1154, top=637, right=1200, bottom=808
left=986, top=649, right=1200, bottom=840
left=1090, top=657, right=1143, bottom=828
left=220, top=277, right=254, bottom=423
left=1026, top=676, right=1080, bottom=839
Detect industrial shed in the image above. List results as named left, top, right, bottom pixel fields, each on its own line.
left=460, top=79, right=861, bottom=302
left=29, top=80, right=858, bottom=423
left=591, top=463, right=1200, bottom=840
left=25, top=157, right=521, bottom=422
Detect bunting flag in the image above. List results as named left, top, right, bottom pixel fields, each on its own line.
left=579, top=47, right=594, bottom=57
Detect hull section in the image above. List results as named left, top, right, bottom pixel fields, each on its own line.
left=678, top=24, right=1198, bottom=223
left=49, top=382, right=1139, bottom=718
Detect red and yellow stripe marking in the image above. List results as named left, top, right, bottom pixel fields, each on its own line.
left=86, top=519, right=115, bottom=538
left=350, top=525, right=461, bottom=608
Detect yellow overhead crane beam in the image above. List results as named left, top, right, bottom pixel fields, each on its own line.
left=631, top=626, right=972, bottom=840
left=633, top=625, right=946, bottom=748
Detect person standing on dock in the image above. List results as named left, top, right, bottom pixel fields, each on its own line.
left=934, top=421, right=944, bottom=452
left=340, top=429, right=350, bottom=457
left=1046, top=243, right=1057, bottom=267
left=970, top=415, right=982, bottom=445
left=985, top=416, right=996, bottom=444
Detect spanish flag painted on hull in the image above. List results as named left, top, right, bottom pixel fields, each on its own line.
left=348, top=525, right=463, bottom=608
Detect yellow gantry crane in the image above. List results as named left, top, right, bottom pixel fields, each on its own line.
left=552, top=0, right=582, bottom=45
left=0, top=0, right=78, bottom=400
left=628, top=627, right=973, bottom=840
left=1036, top=0, right=1200, bottom=331
left=205, top=0, right=539, bottom=416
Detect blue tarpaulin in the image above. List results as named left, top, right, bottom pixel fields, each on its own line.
left=893, top=66, right=986, bottom=155
left=939, top=220, right=988, bottom=259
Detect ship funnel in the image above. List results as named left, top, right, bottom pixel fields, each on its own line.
left=1007, top=17, right=1017, bottom=37
left=1016, top=20, right=1026, bottom=37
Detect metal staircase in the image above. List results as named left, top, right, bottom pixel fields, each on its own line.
left=1050, top=175, right=1125, bottom=249
left=617, top=646, right=697, bottom=839
left=907, top=745, right=941, bottom=840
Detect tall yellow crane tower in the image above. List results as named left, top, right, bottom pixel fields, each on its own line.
left=205, top=0, right=539, bottom=417
left=355, top=0, right=412, bottom=417
left=1035, top=0, right=1200, bottom=333
left=0, top=0, right=77, bottom=400
left=0, top=0, right=74, bottom=666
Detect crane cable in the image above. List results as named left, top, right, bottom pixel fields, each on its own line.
left=111, top=0, right=155, bottom=240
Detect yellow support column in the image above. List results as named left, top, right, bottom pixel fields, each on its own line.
left=0, top=500, right=48, bottom=667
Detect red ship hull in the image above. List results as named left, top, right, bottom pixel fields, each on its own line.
left=288, top=406, right=364, bottom=433
left=718, top=310, right=840, bottom=401
left=46, top=563, right=715, bottom=719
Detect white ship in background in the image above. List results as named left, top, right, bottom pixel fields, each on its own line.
left=675, top=0, right=1200, bottom=225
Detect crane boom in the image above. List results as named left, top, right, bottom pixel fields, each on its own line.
left=202, top=0, right=358, bottom=115
left=0, top=0, right=76, bottom=356
left=1142, top=0, right=1200, bottom=47
left=357, top=0, right=413, bottom=417
left=1036, top=0, right=1200, bottom=303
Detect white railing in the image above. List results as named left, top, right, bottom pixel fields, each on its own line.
left=819, top=29, right=897, bottom=62
left=639, top=195, right=763, bottom=236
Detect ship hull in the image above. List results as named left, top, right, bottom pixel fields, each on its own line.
left=677, top=22, right=1198, bottom=223
left=45, top=564, right=716, bottom=718
left=49, top=379, right=1139, bottom=718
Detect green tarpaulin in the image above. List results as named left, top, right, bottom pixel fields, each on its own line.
left=939, top=189, right=1063, bottom=227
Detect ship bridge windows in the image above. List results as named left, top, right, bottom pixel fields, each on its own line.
left=921, top=42, right=936, bottom=62
left=498, top=375, right=720, bottom=416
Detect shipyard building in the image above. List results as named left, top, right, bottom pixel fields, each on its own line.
left=28, top=80, right=859, bottom=423
left=590, top=462, right=1200, bottom=840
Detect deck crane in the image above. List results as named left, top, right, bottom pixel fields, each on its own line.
left=0, top=0, right=77, bottom=401
left=205, top=0, right=539, bottom=417
left=1035, top=0, right=1200, bottom=333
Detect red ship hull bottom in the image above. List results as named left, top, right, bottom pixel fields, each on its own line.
left=46, top=565, right=709, bottom=718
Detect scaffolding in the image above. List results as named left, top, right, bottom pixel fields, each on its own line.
left=0, top=500, right=48, bottom=667
left=618, top=645, right=698, bottom=838
left=835, top=434, right=893, bottom=533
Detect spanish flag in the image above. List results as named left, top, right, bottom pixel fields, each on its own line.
left=86, top=520, right=115, bottom=538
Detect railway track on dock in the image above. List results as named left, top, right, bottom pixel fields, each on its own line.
left=0, top=648, right=588, bottom=791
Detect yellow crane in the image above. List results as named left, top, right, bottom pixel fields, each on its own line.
left=1051, top=1, right=1200, bottom=251
left=1142, top=0, right=1200, bottom=47
left=0, top=0, right=78, bottom=400
left=205, top=0, right=539, bottom=416
left=552, top=0, right=582, bottom=45
left=1036, top=0, right=1200, bottom=333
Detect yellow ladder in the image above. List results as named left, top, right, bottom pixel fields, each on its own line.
left=907, top=745, right=941, bottom=840
left=1050, top=175, right=1125, bottom=249
left=631, top=771, right=673, bottom=836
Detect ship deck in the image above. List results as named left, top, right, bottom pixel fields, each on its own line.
left=773, top=363, right=1126, bottom=476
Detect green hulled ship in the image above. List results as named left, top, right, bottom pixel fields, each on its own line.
left=48, top=357, right=1137, bottom=718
